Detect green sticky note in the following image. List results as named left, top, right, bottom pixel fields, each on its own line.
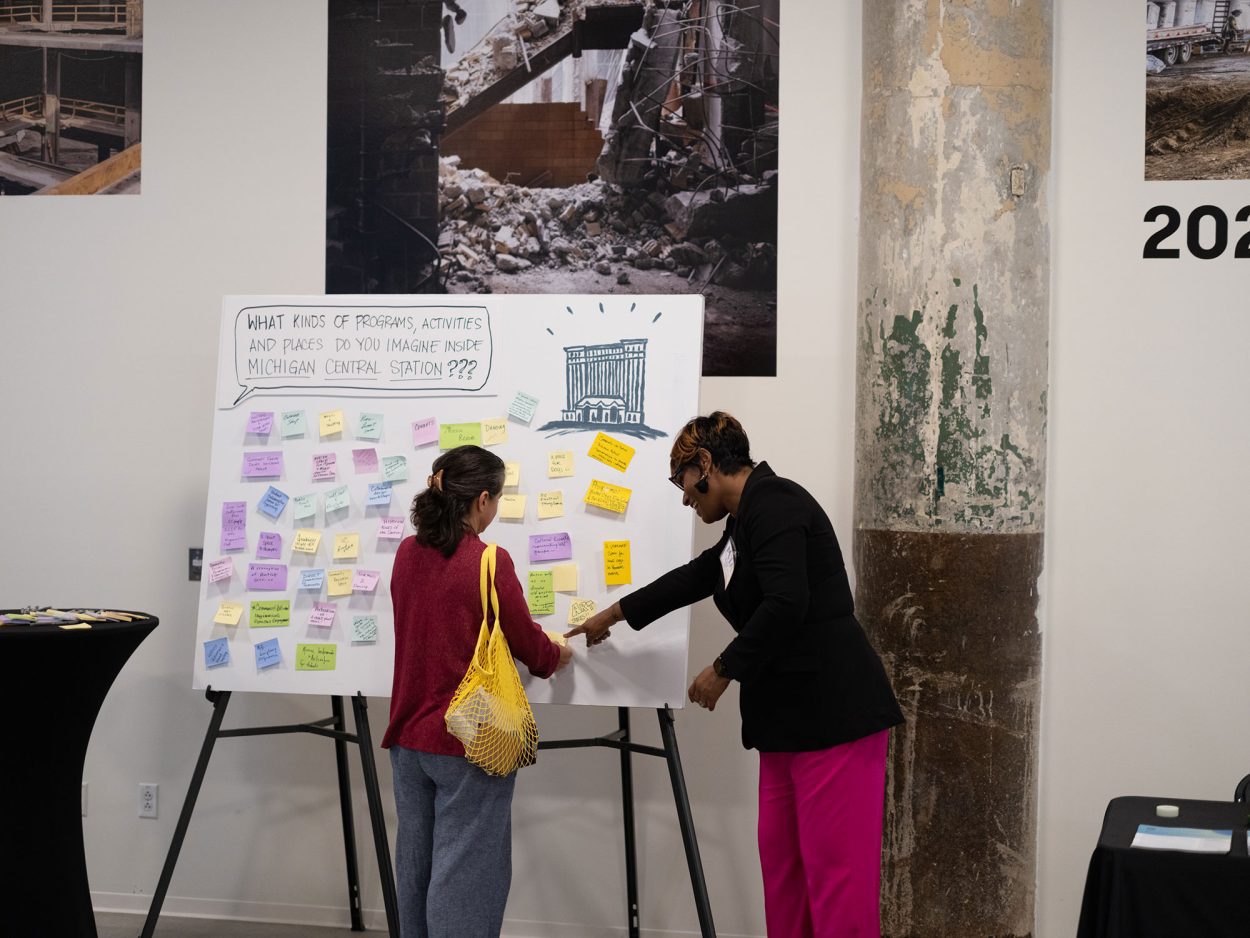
left=527, top=569, right=555, bottom=616
left=280, top=410, right=306, bottom=438
left=382, top=455, right=408, bottom=483
left=292, top=493, right=317, bottom=521
left=324, top=484, right=350, bottom=514
left=250, top=600, right=291, bottom=628
left=295, top=642, right=337, bottom=671
left=358, top=412, right=384, bottom=441
left=439, top=422, right=483, bottom=450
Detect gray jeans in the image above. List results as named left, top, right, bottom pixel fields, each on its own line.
left=389, top=746, right=516, bottom=938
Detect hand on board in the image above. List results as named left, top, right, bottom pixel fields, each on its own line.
left=565, top=602, right=622, bottom=647
left=555, top=641, right=573, bottom=672
left=688, top=665, right=731, bottom=712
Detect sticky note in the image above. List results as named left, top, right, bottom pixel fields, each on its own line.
left=320, top=409, right=344, bottom=437
left=527, top=570, right=555, bottom=615
left=552, top=563, right=578, bottom=593
left=352, top=569, right=380, bottom=592
left=482, top=418, right=508, bottom=446
left=280, top=410, right=305, bottom=438
left=508, top=391, right=539, bottom=424
left=568, top=598, right=597, bottom=626
left=537, top=490, right=564, bottom=519
left=587, top=432, right=636, bottom=472
left=585, top=480, right=631, bottom=513
left=242, top=451, right=283, bottom=478
left=504, top=461, right=521, bottom=487
left=312, top=452, right=337, bottom=482
left=324, top=485, right=350, bottom=514
left=255, top=638, right=281, bottom=670
left=258, top=486, right=290, bottom=520
left=498, top=494, right=526, bottom=520
left=299, top=568, right=326, bottom=590
left=207, top=557, right=234, bottom=583
left=213, top=601, right=244, bottom=626
left=352, top=615, right=379, bottom=643
left=413, top=417, right=439, bottom=447
left=529, top=532, right=573, bottom=563
left=366, top=482, right=392, bottom=506
left=247, top=563, right=288, bottom=591
left=440, top=422, right=482, bottom=449
left=353, top=448, right=379, bottom=474
left=220, top=530, right=247, bottom=551
left=333, top=533, right=360, bottom=560
left=204, top=637, right=230, bottom=669
left=292, top=529, right=322, bottom=554
left=292, top=493, right=317, bottom=521
left=358, top=412, right=383, bottom=440
left=327, top=568, right=354, bottom=597
left=295, top=643, right=337, bottom=671
left=250, top=600, right=291, bottom=628
left=222, top=500, right=246, bottom=528
left=257, top=532, right=282, bottom=559
left=378, top=517, right=405, bottom=539
left=247, top=411, right=274, bottom=435
left=308, top=602, right=337, bottom=627
left=604, top=540, right=632, bottom=585
left=382, top=455, right=408, bottom=483
left=548, top=451, right=574, bottom=478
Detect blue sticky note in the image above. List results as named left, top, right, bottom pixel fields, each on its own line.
left=204, top=637, right=230, bottom=669
left=367, top=481, right=393, bottom=506
left=299, top=568, right=326, bottom=590
left=254, top=638, right=282, bottom=671
left=258, top=485, right=290, bottom=520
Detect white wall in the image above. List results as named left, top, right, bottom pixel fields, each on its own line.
left=0, top=2, right=860, bottom=936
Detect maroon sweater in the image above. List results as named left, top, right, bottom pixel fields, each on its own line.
left=382, top=531, right=560, bottom=755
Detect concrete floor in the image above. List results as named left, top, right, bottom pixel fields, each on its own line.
left=96, top=911, right=366, bottom=937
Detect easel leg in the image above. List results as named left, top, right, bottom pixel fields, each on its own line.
left=351, top=694, right=400, bottom=938
left=618, top=708, right=641, bottom=938
left=139, top=689, right=232, bottom=938
left=332, top=696, right=365, bottom=932
left=657, top=706, right=716, bottom=938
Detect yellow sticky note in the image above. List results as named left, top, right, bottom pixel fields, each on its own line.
left=327, top=568, right=354, bottom=597
left=59, top=623, right=92, bottom=630
left=498, top=494, right=526, bottom=520
left=214, top=601, right=244, bottom=626
left=333, top=533, right=360, bottom=560
left=319, top=409, right=344, bottom=437
left=504, top=461, right=521, bottom=487
left=587, top=432, right=636, bottom=472
left=292, top=529, right=322, bottom=554
left=552, top=562, right=579, bottom=593
left=585, top=479, right=632, bottom=513
left=537, top=490, right=564, bottom=519
left=482, top=417, right=509, bottom=446
left=604, top=541, right=632, bottom=585
left=295, top=643, right=337, bottom=671
left=567, top=598, right=597, bottom=626
left=548, top=451, right=575, bottom=478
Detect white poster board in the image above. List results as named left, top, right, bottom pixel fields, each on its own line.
left=193, top=294, right=703, bottom=707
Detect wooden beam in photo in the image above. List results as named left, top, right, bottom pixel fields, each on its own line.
left=36, top=141, right=140, bottom=195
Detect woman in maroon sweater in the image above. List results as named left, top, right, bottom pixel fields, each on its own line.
left=383, top=445, right=570, bottom=938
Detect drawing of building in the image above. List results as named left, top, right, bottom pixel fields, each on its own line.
left=561, top=339, right=647, bottom=426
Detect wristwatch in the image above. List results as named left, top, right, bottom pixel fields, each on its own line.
left=712, top=654, right=729, bottom=679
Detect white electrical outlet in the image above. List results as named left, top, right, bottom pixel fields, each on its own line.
left=138, top=783, right=158, bottom=819
left=81, top=783, right=88, bottom=817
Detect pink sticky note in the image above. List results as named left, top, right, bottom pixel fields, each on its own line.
left=378, top=517, right=405, bottom=539
left=528, top=532, right=573, bottom=563
left=312, top=452, right=337, bottom=482
left=257, top=532, right=282, bottom=559
left=207, top=558, right=234, bottom=583
left=352, top=570, right=381, bottom=592
left=242, top=451, right=284, bottom=478
left=353, top=448, right=379, bottom=474
left=247, top=411, right=274, bottom=435
left=308, top=602, right=337, bottom=627
left=247, top=563, right=288, bottom=591
left=413, top=417, right=438, bottom=447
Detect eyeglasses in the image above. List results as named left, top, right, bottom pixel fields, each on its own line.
left=668, top=464, right=696, bottom=490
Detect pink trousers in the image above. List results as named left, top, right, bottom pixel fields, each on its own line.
left=758, top=729, right=890, bottom=938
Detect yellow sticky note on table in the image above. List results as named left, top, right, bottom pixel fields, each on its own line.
left=552, top=562, right=578, bottom=593
left=537, top=490, right=564, bottom=519
left=440, top=422, right=483, bottom=449
left=327, top=568, right=354, bottom=597
left=482, top=418, right=509, bottom=446
left=292, top=529, right=322, bottom=554
left=567, top=598, right=597, bottom=626
left=604, top=540, right=632, bottom=585
left=585, top=479, right=632, bottom=513
left=587, top=432, right=636, bottom=472
left=504, top=461, right=521, bottom=487
left=499, top=494, right=526, bottom=520
left=528, top=570, right=555, bottom=615
left=548, top=451, right=574, bottom=478
left=319, top=409, right=344, bottom=437
left=295, top=643, right=337, bottom=671
left=214, top=601, right=244, bottom=626
left=333, top=533, right=360, bottom=560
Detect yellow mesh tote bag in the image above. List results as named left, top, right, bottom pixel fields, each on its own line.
left=444, top=543, right=539, bottom=776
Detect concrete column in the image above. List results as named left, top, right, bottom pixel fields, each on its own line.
left=41, top=0, right=52, bottom=29
left=124, top=56, right=141, bottom=148
left=854, top=3, right=1051, bottom=936
left=42, top=48, right=60, bottom=164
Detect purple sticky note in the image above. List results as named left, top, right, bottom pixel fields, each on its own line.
left=378, top=517, right=405, bottom=539
left=242, top=451, right=284, bottom=478
left=352, top=570, right=381, bottom=592
left=247, top=411, right=274, bottom=435
left=247, top=563, right=288, bottom=591
left=312, top=452, right=337, bottom=482
left=220, top=529, right=247, bottom=551
left=257, top=532, right=282, bottom=559
left=353, top=448, right=379, bottom=474
left=308, top=601, right=337, bottom=627
left=207, top=557, right=234, bottom=583
left=413, top=417, right=438, bottom=447
left=528, top=532, right=573, bottom=563
left=257, top=486, right=290, bottom=520
left=221, top=501, right=247, bottom=551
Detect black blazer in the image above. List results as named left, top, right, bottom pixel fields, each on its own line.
left=619, top=463, right=903, bottom=752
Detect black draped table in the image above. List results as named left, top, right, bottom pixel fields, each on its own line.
left=0, top=610, right=158, bottom=938
left=1077, top=795, right=1250, bottom=938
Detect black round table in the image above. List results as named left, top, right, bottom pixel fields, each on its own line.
left=0, top=611, right=158, bottom=938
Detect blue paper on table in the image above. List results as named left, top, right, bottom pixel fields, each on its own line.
left=1131, top=825, right=1233, bottom=853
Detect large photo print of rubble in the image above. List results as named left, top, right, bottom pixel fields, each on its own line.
left=0, top=0, right=142, bottom=195
left=1146, top=0, right=1250, bottom=179
left=327, top=0, right=779, bottom=376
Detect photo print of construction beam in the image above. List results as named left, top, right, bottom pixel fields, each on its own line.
left=0, top=0, right=142, bottom=195
left=326, top=0, right=779, bottom=376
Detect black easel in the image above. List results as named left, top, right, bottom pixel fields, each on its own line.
left=139, top=689, right=398, bottom=937
left=538, top=706, right=716, bottom=938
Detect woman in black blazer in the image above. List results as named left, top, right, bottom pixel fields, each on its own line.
left=567, top=412, right=902, bottom=938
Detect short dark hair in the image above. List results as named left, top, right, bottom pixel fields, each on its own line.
left=670, top=411, right=756, bottom=475
left=410, top=445, right=505, bottom=557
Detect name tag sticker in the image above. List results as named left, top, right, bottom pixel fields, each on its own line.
left=719, top=538, right=736, bottom=587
